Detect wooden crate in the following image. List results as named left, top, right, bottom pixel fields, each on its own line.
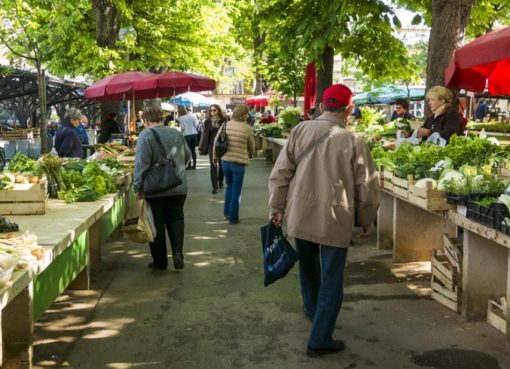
left=487, top=298, right=507, bottom=334
left=392, top=175, right=413, bottom=199
left=431, top=249, right=461, bottom=313
left=409, top=181, right=454, bottom=211
left=381, top=167, right=394, bottom=191
left=0, top=178, right=48, bottom=215
left=443, top=234, right=463, bottom=269
left=117, top=155, right=136, bottom=164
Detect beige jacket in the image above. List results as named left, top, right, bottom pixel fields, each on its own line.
left=213, top=119, right=255, bottom=164
left=268, top=112, right=380, bottom=248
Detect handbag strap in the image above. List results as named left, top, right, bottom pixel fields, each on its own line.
left=149, top=128, right=169, bottom=158
left=294, top=118, right=346, bottom=165
left=294, top=130, right=330, bottom=165
left=219, top=121, right=228, bottom=139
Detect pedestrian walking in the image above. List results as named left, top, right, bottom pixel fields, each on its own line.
left=54, top=108, right=84, bottom=158
left=213, top=104, right=255, bottom=224
left=177, top=106, right=199, bottom=170
left=198, top=104, right=227, bottom=193
left=133, top=103, right=191, bottom=271
left=268, top=84, right=380, bottom=357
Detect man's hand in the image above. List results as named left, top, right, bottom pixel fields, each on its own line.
left=270, top=211, right=283, bottom=226
left=356, top=224, right=375, bottom=238
left=416, top=127, right=431, bottom=138
left=136, top=191, right=144, bottom=200
left=213, top=158, right=219, bottom=167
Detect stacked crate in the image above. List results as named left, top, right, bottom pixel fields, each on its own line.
left=430, top=235, right=463, bottom=313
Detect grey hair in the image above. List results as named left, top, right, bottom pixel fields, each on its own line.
left=65, top=108, right=82, bottom=120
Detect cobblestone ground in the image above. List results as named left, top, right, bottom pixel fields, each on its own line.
left=33, top=156, right=510, bottom=369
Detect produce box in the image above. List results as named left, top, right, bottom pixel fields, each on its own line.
left=487, top=298, right=507, bottom=334
left=466, top=200, right=508, bottom=231
left=0, top=178, right=48, bottom=215
left=443, top=234, right=462, bottom=270
left=408, top=181, right=454, bottom=211
left=117, top=155, right=136, bottom=164
left=379, top=166, right=394, bottom=191
left=431, top=249, right=461, bottom=313
left=392, top=174, right=413, bottom=199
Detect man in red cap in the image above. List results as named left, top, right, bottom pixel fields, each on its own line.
left=268, top=83, right=380, bottom=357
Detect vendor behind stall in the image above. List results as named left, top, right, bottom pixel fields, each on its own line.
left=416, top=86, right=464, bottom=143
left=390, top=99, right=414, bottom=121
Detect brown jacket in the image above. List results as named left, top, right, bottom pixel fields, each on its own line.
left=268, top=112, right=380, bottom=248
left=213, top=119, right=255, bottom=165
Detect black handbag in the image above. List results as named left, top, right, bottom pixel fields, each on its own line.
left=214, top=122, right=228, bottom=158
left=142, top=128, right=183, bottom=195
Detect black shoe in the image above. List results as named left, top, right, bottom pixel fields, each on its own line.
left=173, top=253, right=184, bottom=270
left=306, top=340, right=346, bottom=358
left=192, top=164, right=196, bottom=170
left=212, top=188, right=218, bottom=194
left=148, top=262, right=167, bottom=271
left=218, top=183, right=223, bottom=189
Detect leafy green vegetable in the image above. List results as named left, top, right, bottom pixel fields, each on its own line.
left=8, top=152, right=36, bottom=173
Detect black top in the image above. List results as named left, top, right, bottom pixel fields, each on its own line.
left=98, top=118, right=121, bottom=144
left=422, top=105, right=464, bottom=143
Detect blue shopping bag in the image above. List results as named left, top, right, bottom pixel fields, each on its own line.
left=260, top=222, right=299, bottom=286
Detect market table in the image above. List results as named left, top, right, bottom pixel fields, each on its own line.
left=378, top=188, right=510, bottom=346
left=0, top=181, right=133, bottom=369
left=260, top=137, right=287, bottom=163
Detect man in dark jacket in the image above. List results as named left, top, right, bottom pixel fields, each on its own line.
left=98, top=112, right=121, bottom=143
left=54, top=108, right=84, bottom=158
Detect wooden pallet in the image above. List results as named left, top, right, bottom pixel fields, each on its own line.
left=487, top=298, right=507, bottom=334
left=0, top=178, right=48, bottom=215
left=408, top=181, right=454, bottom=211
left=431, top=249, right=461, bottom=313
left=392, top=175, right=413, bottom=199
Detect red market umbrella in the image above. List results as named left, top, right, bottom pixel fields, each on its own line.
left=132, top=71, right=216, bottom=98
left=303, top=62, right=317, bottom=119
left=84, top=71, right=157, bottom=101
left=445, top=26, right=510, bottom=95
left=245, top=95, right=269, bottom=107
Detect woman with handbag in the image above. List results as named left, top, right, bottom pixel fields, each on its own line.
left=213, top=104, right=255, bottom=224
left=198, top=104, right=227, bottom=194
left=134, top=103, right=191, bottom=271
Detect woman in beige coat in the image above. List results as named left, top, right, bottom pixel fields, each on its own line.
left=213, top=104, right=255, bottom=224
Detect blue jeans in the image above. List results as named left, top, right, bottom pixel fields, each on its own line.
left=295, top=238, right=348, bottom=349
left=221, top=161, right=246, bottom=223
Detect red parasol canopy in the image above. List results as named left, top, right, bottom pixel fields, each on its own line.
left=84, top=71, right=157, bottom=101
left=303, top=62, right=317, bottom=119
left=132, top=71, right=216, bottom=98
left=445, top=26, right=510, bottom=95
left=245, top=95, right=269, bottom=107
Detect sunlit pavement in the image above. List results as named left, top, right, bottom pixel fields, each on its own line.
left=33, top=156, right=510, bottom=369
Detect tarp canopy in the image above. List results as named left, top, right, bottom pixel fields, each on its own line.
left=445, top=26, right=510, bottom=95
left=170, top=92, right=212, bottom=107
left=353, top=85, right=425, bottom=105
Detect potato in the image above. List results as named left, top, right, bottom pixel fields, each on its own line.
left=29, top=176, right=39, bottom=184
left=15, top=175, right=26, bottom=184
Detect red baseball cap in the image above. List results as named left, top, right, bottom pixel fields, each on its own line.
left=322, top=84, right=353, bottom=108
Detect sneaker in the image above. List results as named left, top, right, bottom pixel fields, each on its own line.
left=173, top=253, right=184, bottom=270
left=306, top=340, right=346, bottom=358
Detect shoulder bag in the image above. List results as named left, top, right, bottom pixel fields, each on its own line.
left=142, top=128, right=183, bottom=195
left=214, top=121, right=228, bottom=158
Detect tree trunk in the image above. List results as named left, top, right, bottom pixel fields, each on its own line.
left=316, top=46, right=334, bottom=107
left=253, top=34, right=266, bottom=95
left=92, top=0, right=119, bottom=48
left=426, top=0, right=475, bottom=112
left=93, top=0, right=121, bottom=132
left=36, top=65, right=48, bottom=154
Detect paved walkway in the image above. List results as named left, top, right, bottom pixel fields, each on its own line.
left=33, top=156, right=510, bottom=369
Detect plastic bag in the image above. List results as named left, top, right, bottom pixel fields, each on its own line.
left=426, top=132, right=447, bottom=147
left=396, top=129, right=422, bottom=147
left=123, top=198, right=156, bottom=243
left=260, top=222, right=298, bottom=286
